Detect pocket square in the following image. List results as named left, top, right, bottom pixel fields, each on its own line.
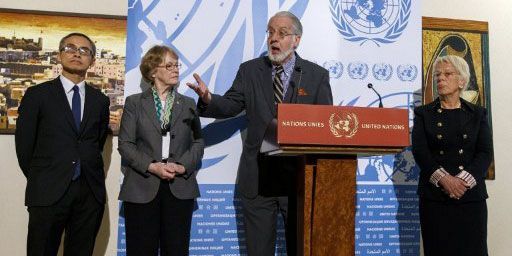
left=298, top=88, right=308, bottom=96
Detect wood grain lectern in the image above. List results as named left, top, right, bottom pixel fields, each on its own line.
left=264, top=104, right=410, bottom=256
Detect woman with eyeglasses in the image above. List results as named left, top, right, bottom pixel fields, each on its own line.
left=118, top=45, right=204, bottom=256
left=412, top=55, right=493, bottom=256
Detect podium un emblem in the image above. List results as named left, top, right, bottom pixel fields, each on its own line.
left=329, top=112, right=359, bottom=138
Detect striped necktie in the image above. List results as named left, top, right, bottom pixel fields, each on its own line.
left=273, top=65, right=284, bottom=103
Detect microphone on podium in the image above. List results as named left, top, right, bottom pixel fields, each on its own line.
left=367, top=83, right=383, bottom=108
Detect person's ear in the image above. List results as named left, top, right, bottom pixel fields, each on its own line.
left=89, top=58, right=96, bottom=68
left=458, top=78, right=465, bottom=89
left=293, top=35, right=301, bottom=49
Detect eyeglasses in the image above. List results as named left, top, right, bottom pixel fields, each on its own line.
left=266, top=30, right=296, bottom=39
left=434, top=71, right=458, bottom=78
left=157, top=63, right=182, bottom=71
left=60, top=44, right=93, bottom=56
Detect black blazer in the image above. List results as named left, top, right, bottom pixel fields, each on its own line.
left=412, top=98, right=493, bottom=202
left=15, top=77, right=110, bottom=206
left=199, top=54, right=333, bottom=198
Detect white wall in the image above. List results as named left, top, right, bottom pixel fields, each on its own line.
left=1, top=1, right=511, bottom=255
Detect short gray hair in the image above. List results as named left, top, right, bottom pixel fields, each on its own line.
left=269, top=11, right=303, bottom=36
left=433, top=55, right=470, bottom=91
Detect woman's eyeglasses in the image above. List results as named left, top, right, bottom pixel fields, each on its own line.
left=158, top=63, right=182, bottom=71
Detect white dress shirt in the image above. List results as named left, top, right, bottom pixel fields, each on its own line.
left=60, top=75, right=85, bottom=121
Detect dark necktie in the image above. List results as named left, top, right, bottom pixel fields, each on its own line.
left=72, top=85, right=81, bottom=179
left=72, top=85, right=81, bottom=129
left=273, top=65, right=284, bottom=103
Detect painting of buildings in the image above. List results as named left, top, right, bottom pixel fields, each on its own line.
left=0, top=9, right=126, bottom=133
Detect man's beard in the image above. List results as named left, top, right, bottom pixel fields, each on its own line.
left=268, top=45, right=295, bottom=64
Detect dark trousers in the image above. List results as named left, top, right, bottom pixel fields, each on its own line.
left=124, top=180, right=194, bottom=256
left=241, top=155, right=298, bottom=256
left=241, top=194, right=297, bottom=256
left=27, top=177, right=104, bottom=256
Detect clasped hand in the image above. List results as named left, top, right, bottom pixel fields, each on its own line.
left=439, top=175, right=470, bottom=200
left=148, top=162, right=186, bottom=180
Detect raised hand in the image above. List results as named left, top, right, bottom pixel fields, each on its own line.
left=186, top=73, right=212, bottom=104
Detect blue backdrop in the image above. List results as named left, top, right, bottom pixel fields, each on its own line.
left=121, top=1, right=422, bottom=255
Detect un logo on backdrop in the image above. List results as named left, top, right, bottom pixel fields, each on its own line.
left=323, top=60, right=344, bottom=79
left=397, top=64, right=418, bottom=81
left=329, top=0, right=411, bottom=46
left=372, top=63, right=393, bottom=81
left=348, top=62, right=369, bottom=79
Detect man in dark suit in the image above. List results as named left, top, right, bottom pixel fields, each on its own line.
left=15, top=33, right=110, bottom=256
left=187, top=11, right=333, bottom=255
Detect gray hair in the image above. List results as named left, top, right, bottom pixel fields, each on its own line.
left=433, top=55, right=470, bottom=90
left=269, top=11, right=303, bottom=36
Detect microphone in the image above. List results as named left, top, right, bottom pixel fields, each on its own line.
left=294, top=66, right=303, bottom=89
left=290, top=66, right=302, bottom=103
left=367, top=83, right=383, bottom=108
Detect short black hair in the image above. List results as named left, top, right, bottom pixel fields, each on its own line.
left=59, top=32, right=96, bottom=57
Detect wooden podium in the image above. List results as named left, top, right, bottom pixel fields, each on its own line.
left=265, top=104, right=410, bottom=256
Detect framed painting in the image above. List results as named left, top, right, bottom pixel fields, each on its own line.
left=0, top=8, right=126, bottom=134
left=422, top=16, right=494, bottom=179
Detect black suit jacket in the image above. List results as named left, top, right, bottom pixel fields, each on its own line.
left=199, top=54, right=333, bottom=198
left=15, top=77, right=110, bottom=206
left=412, top=98, right=493, bottom=202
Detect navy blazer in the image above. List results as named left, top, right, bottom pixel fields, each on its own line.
left=198, top=54, right=333, bottom=198
left=412, top=98, right=493, bottom=202
left=15, top=77, right=110, bottom=206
